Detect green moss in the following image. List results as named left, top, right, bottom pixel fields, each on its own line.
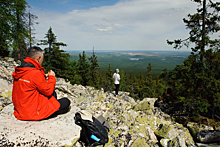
left=64, top=138, right=79, bottom=147
left=169, top=137, right=180, bottom=146
left=1, top=94, right=6, bottom=98
left=133, top=138, right=150, bottom=147
left=109, top=128, right=116, bottom=136
left=154, top=124, right=171, bottom=138
left=6, top=91, right=12, bottom=98
left=133, top=101, right=151, bottom=111
left=78, top=96, right=87, bottom=103
left=107, top=103, right=114, bottom=110
left=96, top=94, right=106, bottom=102
left=114, top=130, right=122, bottom=138
left=105, top=136, right=113, bottom=146
left=1, top=91, right=12, bottom=98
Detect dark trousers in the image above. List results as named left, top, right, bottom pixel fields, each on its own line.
left=115, top=84, right=120, bottom=95
left=52, top=91, right=71, bottom=111
left=46, top=91, right=71, bottom=119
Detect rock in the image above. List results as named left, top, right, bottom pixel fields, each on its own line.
left=187, top=122, right=214, bottom=141
left=0, top=104, right=81, bottom=147
left=0, top=79, right=12, bottom=91
left=160, top=138, right=169, bottom=147
left=196, top=142, right=220, bottom=147
left=154, top=122, right=195, bottom=147
left=197, top=130, right=220, bottom=143
left=133, top=98, right=152, bottom=111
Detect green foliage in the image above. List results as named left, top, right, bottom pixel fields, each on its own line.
left=11, top=0, right=29, bottom=61
left=88, top=49, right=100, bottom=89
left=38, top=27, right=73, bottom=81
left=0, top=0, right=31, bottom=58
left=0, top=0, right=37, bottom=59
left=0, top=1, right=12, bottom=57
left=102, top=64, right=114, bottom=92
left=76, top=51, right=90, bottom=86
left=166, top=0, right=220, bottom=119
left=38, top=27, right=67, bottom=71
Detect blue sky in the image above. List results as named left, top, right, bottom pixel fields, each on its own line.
left=26, top=0, right=202, bottom=51
left=26, top=0, right=120, bottom=13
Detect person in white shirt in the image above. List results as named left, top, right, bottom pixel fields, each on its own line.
left=113, top=69, right=120, bottom=97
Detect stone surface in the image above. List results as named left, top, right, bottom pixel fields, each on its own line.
left=0, top=104, right=81, bottom=147
left=197, top=130, right=220, bottom=143
left=187, top=121, right=214, bottom=140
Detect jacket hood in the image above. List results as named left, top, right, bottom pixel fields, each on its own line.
left=12, top=57, right=45, bottom=80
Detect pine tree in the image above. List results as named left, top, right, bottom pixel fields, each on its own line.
left=166, top=0, right=220, bottom=119
left=37, top=27, right=74, bottom=81
left=0, top=1, right=13, bottom=57
left=0, top=0, right=34, bottom=59
left=118, top=70, right=126, bottom=92
left=38, top=27, right=67, bottom=72
left=11, top=0, right=29, bottom=61
left=145, top=63, right=155, bottom=97
left=130, top=76, right=139, bottom=100
left=88, top=48, right=100, bottom=89
left=167, top=0, right=220, bottom=61
left=76, top=51, right=90, bottom=86
left=103, top=64, right=114, bottom=92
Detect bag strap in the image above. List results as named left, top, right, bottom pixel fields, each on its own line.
left=74, top=113, right=91, bottom=145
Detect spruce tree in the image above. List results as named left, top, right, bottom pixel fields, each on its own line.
left=104, top=64, right=114, bottom=92
left=11, top=0, right=29, bottom=61
left=37, top=27, right=73, bottom=81
left=38, top=27, right=67, bottom=72
left=118, top=70, right=126, bottom=92
left=166, top=0, right=220, bottom=119
left=0, top=0, right=35, bottom=59
left=0, top=1, right=13, bottom=57
left=76, top=51, right=90, bottom=86
left=88, top=48, right=100, bottom=89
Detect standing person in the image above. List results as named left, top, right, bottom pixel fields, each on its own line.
left=12, top=46, right=70, bottom=121
left=113, top=68, right=120, bottom=97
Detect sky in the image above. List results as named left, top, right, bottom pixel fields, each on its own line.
left=26, top=0, right=202, bottom=51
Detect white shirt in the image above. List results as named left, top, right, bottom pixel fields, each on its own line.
left=113, top=73, right=120, bottom=84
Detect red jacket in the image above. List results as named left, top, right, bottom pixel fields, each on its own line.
left=12, top=57, right=60, bottom=120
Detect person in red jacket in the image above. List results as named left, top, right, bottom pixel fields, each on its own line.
left=12, top=46, right=70, bottom=121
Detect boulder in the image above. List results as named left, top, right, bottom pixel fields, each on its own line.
left=187, top=122, right=214, bottom=141
left=0, top=104, right=81, bottom=147
left=197, top=130, right=220, bottom=143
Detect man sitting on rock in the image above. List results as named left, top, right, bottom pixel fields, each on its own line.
left=12, top=46, right=70, bottom=121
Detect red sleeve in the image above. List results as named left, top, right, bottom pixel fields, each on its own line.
left=32, top=70, right=56, bottom=97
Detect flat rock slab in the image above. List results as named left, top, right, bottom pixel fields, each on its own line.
left=0, top=104, right=81, bottom=147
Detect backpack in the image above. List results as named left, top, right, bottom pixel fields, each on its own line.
left=74, top=112, right=109, bottom=147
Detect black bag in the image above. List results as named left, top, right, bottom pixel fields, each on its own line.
left=74, top=112, right=109, bottom=146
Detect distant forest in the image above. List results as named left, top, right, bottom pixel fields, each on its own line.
left=68, top=50, right=191, bottom=76
left=1, top=0, right=220, bottom=123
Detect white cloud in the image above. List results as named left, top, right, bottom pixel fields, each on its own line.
left=31, top=0, right=201, bottom=51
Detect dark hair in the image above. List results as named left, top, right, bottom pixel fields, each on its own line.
left=27, top=46, right=44, bottom=59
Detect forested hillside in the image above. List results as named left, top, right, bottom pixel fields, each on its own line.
left=68, top=50, right=190, bottom=76
left=0, top=0, right=220, bottom=123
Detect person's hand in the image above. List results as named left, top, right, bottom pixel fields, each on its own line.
left=48, top=70, right=55, bottom=77
left=45, top=74, right=49, bottom=80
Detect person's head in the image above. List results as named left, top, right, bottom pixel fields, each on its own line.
left=158, top=95, right=162, bottom=99
left=27, top=46, right=44, bottom=65
left=116, top=68, right=119, bottom=73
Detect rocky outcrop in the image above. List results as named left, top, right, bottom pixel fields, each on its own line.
left=197, top=130, right=220, bottom=143
left=0, top=104, right=81, bottom=147
left=0, top=57, right=219, bottom=146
